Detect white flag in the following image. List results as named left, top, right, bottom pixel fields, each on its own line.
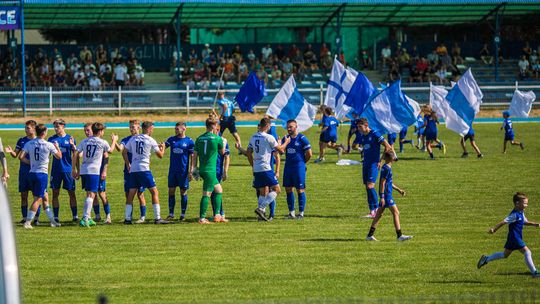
left=509, top=89, right=535, bottom=118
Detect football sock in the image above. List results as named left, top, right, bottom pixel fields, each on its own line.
left=399, top=142, right=404, bottom=153
left=403, top=140, right=413, bottom=144
left=125, top=204, right=133, bottom=220
left=35, top=205, right=41, bottom=219
left=26, top=210, right=36, bottom=223
left=257, top=196, right=265, bottom=209
left=181, top=194, right=188, bottom=214
left=524, top=250, right=537, bottom=273
left=200, top=196, right=210, bottom=219
left=168, top=195, right=176, bottom=216
left=269, top=200, right=275, bottom=218
left=367, top=227, right=376, bottom=237
left=486, top=252, right=505, bottom=262
left=83, top=197, right=93, bottom=220
left=70, top=206, right=78, bottom=218
left=103, top=203, right=110, bottom=216
left=140, top=205, right=147, bottom=218
left=152, top=203, right=161, bottom=220
left=286, top=192, right=295, bottom=212
left=429, top=152, right=434, bottom=159
left=53, top=207, right=60, bottom=218
left=213, top=193, right=223, bottom=216
left=21, top=206, right=28, bottom=219
left=367, top=188, right=378, bottom=211
left=210, top=192, right=216, bottom=214
left=298, top=192, right=306, bottom=213
left=44, top=207, right=55, bottom=221
left=396, top=229, right=402, bottom=238
left=93, top=204, right=101, bottom=216
left=264, top=191, right=278, bottom=208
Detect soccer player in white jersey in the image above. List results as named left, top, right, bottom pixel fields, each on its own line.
left=239, top=117, right=289, bottom=221
left=122, top=121, right=168, bottom=224
left=19, top=124, right=62, bottom=229
left=72, top=122, right=118, bottom=227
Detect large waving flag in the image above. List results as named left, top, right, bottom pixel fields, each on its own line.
left=343, top=70, right=376, bottom=118
left=324, top=59, right=358, bottom=119
left=267, top=76, right=317, bottom=132
left=509, top=89, right=535, bottom=118
left=235, top=72, right=267, bottom=113
left=445, top=69, right=483, bottom=127
left=430, top=84, right=470, bottom=136
left=359, top=80, right=417, bottom=134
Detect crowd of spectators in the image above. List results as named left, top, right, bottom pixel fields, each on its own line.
left=173, top=43, right=338, bottom=89
left=0, top=45, right=145, bottom=89
left=517, top=42, right=540, bottom=80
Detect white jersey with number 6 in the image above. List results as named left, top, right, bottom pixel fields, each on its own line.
left=125, top=134, right=160, bottom=172
left=248, top=131, right=278, bottom=173
left=77, top=137, right=111, bottom=175
left=23, top=138, right=58, bottom=173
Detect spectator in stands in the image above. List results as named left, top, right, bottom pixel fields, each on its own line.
left=339, top=51, right=346, bottom=65
left=436, top=43, right=448, bottom=57
left=216, top=45, right=225, bottom=62
left=522, top=41, right=533, bottom=60
left=410, top=45, right=420, bottom=61
left=39, top=59, right=51, bottom=87
left=320, top=43, right=329, bottom=60
left=291, top=49, right=304, bottom=70
left=529, top=50, right=538, bottom=66
left=89, top=73, right=102, bottom=90
left=427, top=49, right=439, bottom=65
left=188, top=49, right=198, bottom=66
left=114, top=61, right=128, bottom=87
left=84, top=59, right=96, bottom=78
left=73, top=67, right=85, bottom=88
left=127, top=48, right=136, bottom=62
left=435, top=65, right=448, bottom=84
left=247, top=49, right=256, bottom=66
left=53, top=57, right=65, bottom=75
left=452, top=42, right=464, bottom=65
left=397, top=48, right=411, bottom=72
left=99, top=61, right=112, bottom=76
left=270, top=65, right=282, bottom=88
left=55, top=71, right=67, bottom=88
left=360, top=50, right=372, bottom=70
left=261, top=44, right=272, bottom=64
left=518, top=55, right=530, bottom=80
left=202, top=44, right=212, bottom=62
left=532, top=59, right=540, bottom=79
left=101, top=66, right=114, bottom=87
left=440, top=52, right=452, bottom=68
left=79, top=46, right=92, bottom=62
left=237, top=59, right=249, bottom=84
left=381, top=45, right=392, bottom=66
left=281, top=57, right=293, bottom=79
left=232, top=45, right=242, bottom=61
left=66, top=53, right=77, bottom=68
left=197, top=76, right=210, bottom=100
left=186, top=76, right=195, bottom=89
left=288, top=44, right=299, bottom=59
left=223, top=59, right=235, bottom=81
left=321, top=51, right=333, bottom=72
left=388, top=60, right=400, bottom=82
left=110, top=48, right=119, bottom=62
left=9, top=69, right=21, bottom=88
left=134, top=66, right=145, bottom=86
left=480, top=44, right=493, bottom=65
left=208, top=55, right=219, bottom=78
left=193, top=59, right=206, bottom=82
left=52, top=48, right=62, bottom=59
left=96, top=44, right=107, bottom=65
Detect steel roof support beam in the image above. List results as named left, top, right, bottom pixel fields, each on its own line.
left=171, top=3, right=184, bottom=88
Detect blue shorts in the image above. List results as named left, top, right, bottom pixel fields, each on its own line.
left=362, top=162, right=379, bottom=185
left=219, top=116, right=237, bottom=134
left=505, top=237, right=526, bottom=250
left=283, top=166, right=306, bottom=189
left=18, top=169, right=31, bottom=193
left=98, top=179, right=106, bottom=192
left=123, top=172, right=144, bottom=193
left=29, top=172, right=48, bottom=198
left=50, top=171, right=76, bottom=191
left=129, top=171, right=156, bottom=190
left=320, top=133, right=337, bottom=144
left=425, top=131, right=437, bottom=142
left=399, top=129, right=407, bottom=140
left=81, top=174, right=100, bottom=193
left=417, top=128, right=425, bottom=136
left=253, top=170, right=279, bottom=188
left=380, top=196, right=396, bottom=208
left=387, top=134, right=397, bottom=145
left=505, top=133, right=515, bottom=141
left=463, top=133, right=475, bottom=142
left=168, top=171, right=189, bottom=189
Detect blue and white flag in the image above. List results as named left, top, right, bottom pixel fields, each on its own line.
left=324, top=59, right=359, bottom=119
left=445, top=69, right=483, bottom=127
left=235, top=72, right=267, bottom=113
left=266, top=76, right=317, bottom=132
left=343, top=70, right=376, bottom=119
left=359, top=80, right=417, bottom=134
left=509, top=89, right=535, bottom=118
left=430, top=84, right=470, bottom=136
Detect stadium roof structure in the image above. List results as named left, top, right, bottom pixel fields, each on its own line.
left=19, top=0, right=540, bottom=29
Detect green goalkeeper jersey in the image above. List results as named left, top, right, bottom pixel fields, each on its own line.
left=194, top=132, right=223, bottom=173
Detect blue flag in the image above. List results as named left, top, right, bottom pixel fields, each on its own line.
left=235, top=72, right=267, bottom=113
left=343, top=71, right=376, bottom=115
left=445, top=69, right=483, bottom=127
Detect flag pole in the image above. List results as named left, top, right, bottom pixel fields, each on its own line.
left=212, top=66, right=226, bottom=110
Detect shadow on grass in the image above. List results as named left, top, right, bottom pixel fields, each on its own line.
left=300, top=238, right=359, bottom=242
left=429, top=280, right=484, bottom=284
left=495, top=271, right=534, bottom=276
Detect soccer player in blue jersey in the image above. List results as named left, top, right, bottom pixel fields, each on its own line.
left=414, top=113, right=425, bottom=150
left=282, top=120, right=312, bottom=219
left=460, top=126, right=483, bottom=158
left=48, top=119, right=78, bottom=223
left=216, top=91, right=242, bottom=152
left=366, top=152, right=412, bottom=241
left=397, top=126, right=414, bottom=153
left=477, top=192, right=540, bottom=278
left=422, top=105, right=446, bottom=159
left=315, top=107, right=343, bottom=163
left=164, top=121, right=195, bottom=221
left=355, top=118, right=393, bottom=218
left=19, top=124, right=62, bottom=229
left=115, top=120, right=148, bottom=223
left=5, top=120, right=40, bottom=224
left=346, top=112, right=360, bottom=154
left=501, top=111, right=524, bottom=154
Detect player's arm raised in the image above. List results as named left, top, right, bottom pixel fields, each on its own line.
left=488, top=220, right=507, bottom=234
left=108, top=134, right=119, bottom=153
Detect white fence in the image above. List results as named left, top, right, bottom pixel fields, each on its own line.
left=0, top=83, right=539, bottom=115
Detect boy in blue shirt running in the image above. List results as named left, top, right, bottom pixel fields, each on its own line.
left=501, top=111, right=524, bottom=154
left=477, top=192, right=540, bottom=278
left=315, top=106, right=344, bottom=163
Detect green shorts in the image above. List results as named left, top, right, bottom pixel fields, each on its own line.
left=200, top=171, right=219, bottom=192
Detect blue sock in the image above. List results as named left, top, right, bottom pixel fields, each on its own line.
left=367, top=188, right=378, bottom=211
left=403, top=139, right=413, bottom=144
left=168, top=195, right=176, bottom=215
left=71, top=206, right=78, bottom=218
left=21, top=206, right=27, bottom=219
left=298, top=192, right=307, bottom=213
left=181, top=195, right=188, bottom=214
left=140, top=205, right=147, bottom=217
left=93, top=204, right=100, bottom=216
left=286, top=192, right=295, bottom=212
left=269, top=200, right=276, bottom=218
left=103, top=203, right=110, bottom=215
left=399, top=142, right=404, bottom=153
left=36, top=206, right=41, bottom=218
left=53, top=207, right=59, bottom=218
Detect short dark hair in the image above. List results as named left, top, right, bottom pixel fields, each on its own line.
left=53, top=118, right=65, bottom=126
left=324, top=107, right=333, bottom=116
left=513, top=192, right=527, bottom=204
left=259, top=117, right=271, bottom=128
left=129, top=119, right=140, bottom=125
left=35, top=124, right=47, bottom=136
left=142, top=121, right=153, bottom=131
left=205, top=118, right=217, bottom=129
left=84, top=122, right=92, bottom=128
left=25, top=120, right=37, bottom=127
left=357, top=118, right=368, bottom=126
left=286, top=119, right=297, bottom=125
left=175, top=121, right=186, bottom=127
left=92, top=122, right=105, bottom=135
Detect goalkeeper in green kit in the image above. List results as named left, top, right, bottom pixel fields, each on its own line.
left=191, top=116, right=227, bottom=224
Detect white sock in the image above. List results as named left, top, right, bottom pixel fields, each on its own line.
left=153, top=204, right=161, bottom=220
left=44, top=207, right=55, bottom=222
left=524, top=250, right=537, bottom=273
left=125, top=204, right=133, bottom=220
left=486, top=252, right=505, bottom=262
left=257, top=196, right=265, bottom=209
left=26, top=210, right=36, bottom=223
left=83, top=197, right=93, bottom=220
left=290, top=210, right=295, bottom=217
left=262, top=191, right=278, bottom=208
left=299, top=211, right=304, bottom=216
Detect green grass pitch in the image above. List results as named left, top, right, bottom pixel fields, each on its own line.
left=3, top=121, right=540, bottom=303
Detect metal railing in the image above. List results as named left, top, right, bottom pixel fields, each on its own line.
left=0, top=83, right=538, bottom=115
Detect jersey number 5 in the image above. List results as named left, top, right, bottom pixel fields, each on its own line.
left=254, top=140, right=260, bottom=153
